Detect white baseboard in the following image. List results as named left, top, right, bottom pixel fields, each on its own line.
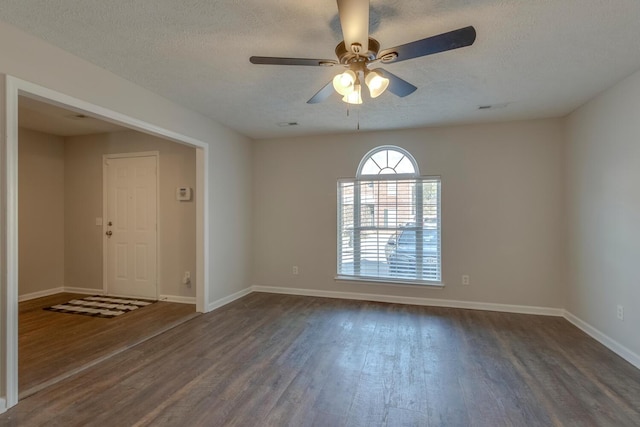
left=250, top=286, right=564, bottom=317
left=159, top=295, right=196, bottom=305
left=564, top=311, right=640, bottom=370
left=208, top=287, right=253, bottom=312
left=18, top=286, right=101, bottom=302
left=18, top=287, right=64, bottom=302
left=64, top=287, right=103, bottom=295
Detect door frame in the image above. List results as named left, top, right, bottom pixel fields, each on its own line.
left=1, top=75, right=210, bottom=410
left=102, top=151, right=160, bottom=299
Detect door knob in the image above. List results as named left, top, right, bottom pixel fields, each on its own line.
left=106, top=230, right=113, bottom=237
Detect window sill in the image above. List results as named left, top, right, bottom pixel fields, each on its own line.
left=335, top=275, right=445, bottom=288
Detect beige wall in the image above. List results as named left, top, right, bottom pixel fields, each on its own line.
left=64, top=130, right=196, bottom=299
left=207, top=133, right=253, bottom=302
left=2, top=20, right=253, bottom=405
left=0, top=20, right=253, bottom=307
left=566, top=68, right=640, bottom=356
left=18, top=128, right=65, bottom=296
left=253, top=119, right=566, bottom=308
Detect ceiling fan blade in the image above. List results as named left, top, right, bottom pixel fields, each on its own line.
left=378, top=26, right=476, bottom=64
left=307, top=81, right=335, bottom=104
left=337, top=0, right=370, bottom=54
left=375, top=69, right=417, bottom=97
left=250, top=56, right=338, bottom=67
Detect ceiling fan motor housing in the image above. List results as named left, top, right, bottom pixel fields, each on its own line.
left=335, top=38, right=381, bottom=64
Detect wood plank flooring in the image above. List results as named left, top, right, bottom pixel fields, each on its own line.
left=3, top=292, right=640, bottom=426
left=18, top=293, right=197, bottom=398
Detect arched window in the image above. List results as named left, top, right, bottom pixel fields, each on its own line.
left=357, top=146, right=419, bottom=177
left=337, top=146, right=441, bottom=284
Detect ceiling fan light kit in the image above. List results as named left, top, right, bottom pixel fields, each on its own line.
left=333, top=67, right=386, bottom=104
left=249, top=0, right=476, bottom=106
left=342, top=83, right=363, bottom=105
left=333, top=69, right=357, bottom=95
left=365, top=70, right=389, bottom=98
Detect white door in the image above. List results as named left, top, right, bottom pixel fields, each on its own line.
left=105, top=155, right=158, bottom=299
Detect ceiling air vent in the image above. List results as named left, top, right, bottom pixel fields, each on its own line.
left=478, top=103, right=509, bottom=110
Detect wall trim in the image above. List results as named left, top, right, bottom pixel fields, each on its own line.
left=564, top=310, right=640, bottom=370
left=63, top=287, right=103, bottom=295
left=18, top=287, right=101, bottom=302
left=0, top=397, right=5, bottom=414
left=18, top=287, right=64, bottom=302
left=18, top=288, right=199, bottom=304
left=250, top=286, right=564, bottom=317
left=159, top=295, right=196, bottom=305
left=3, top=74, right=19, bottom=408
left=208, top=287, right=253, bottom=312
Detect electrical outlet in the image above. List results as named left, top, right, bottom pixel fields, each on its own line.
left=292, top=266, right=299, bottom=275
left=617, top=305, right=624, bottom=321
left=462, top=275, right=470, bottom=285
left=183, top=271, right=191, bottom=285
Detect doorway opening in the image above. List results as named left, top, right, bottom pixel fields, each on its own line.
left=3, top=76, right=210, bottom=407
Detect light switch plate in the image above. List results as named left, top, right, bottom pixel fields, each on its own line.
left=176, top=187, right=192, bottom=201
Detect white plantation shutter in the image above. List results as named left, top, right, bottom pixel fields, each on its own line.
left=337, top=177, right=442, bottom=283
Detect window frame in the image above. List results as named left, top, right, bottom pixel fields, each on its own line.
left=356, top=145, right=420, bottom=177
left=336, top=146, right=443, bottom=287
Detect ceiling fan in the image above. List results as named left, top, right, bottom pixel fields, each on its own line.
left=250, top=0, right=476, bottom=105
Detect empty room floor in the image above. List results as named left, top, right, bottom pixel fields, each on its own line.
left=18, top=293, right=198, bottom=398
left=3, top=292, right=640, bottom=426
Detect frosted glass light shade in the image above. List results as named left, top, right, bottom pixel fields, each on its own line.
left=342, top=83, right=363, bottom=104
left=332, top=70, right=357, bottom=96
left=365, top=71, right=389, bottom=98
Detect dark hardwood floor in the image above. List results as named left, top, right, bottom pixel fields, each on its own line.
left=3, top=292, right=640, bottom=426
left=18, top=293, right=197, bottom=398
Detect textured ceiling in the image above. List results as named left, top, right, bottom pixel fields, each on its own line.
left=2, top=0, right=640, bottom=139
left=19, top=96, right=128, bottom=136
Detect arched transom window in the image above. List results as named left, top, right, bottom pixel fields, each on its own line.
left=338, top=146, right=441, bottom=285
left=357, top=146, right=419, bottom=177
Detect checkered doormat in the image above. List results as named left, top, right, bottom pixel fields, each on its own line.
left=44, top=295, right=156, bottom=319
